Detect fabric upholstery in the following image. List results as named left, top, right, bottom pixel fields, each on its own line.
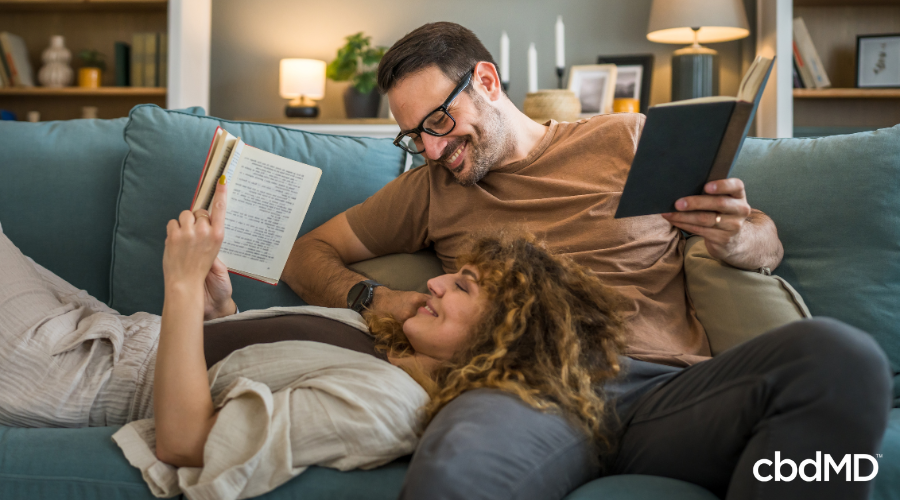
left=566, top=475, right=719, bottom=500
left=683, top=236, right=810, bottom=355
left=109, top=105, right=407, bottom=315
left=733, top=126, right=900, bottom=405
left=0, top=118, right=129, bottom=304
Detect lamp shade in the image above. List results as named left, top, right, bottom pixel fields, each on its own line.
left=279, top=58, right=326, bottom=100
left=647, top=0, right=749, bottom=44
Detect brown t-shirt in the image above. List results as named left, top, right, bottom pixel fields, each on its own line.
left=346, top=113, right=708, bottom=367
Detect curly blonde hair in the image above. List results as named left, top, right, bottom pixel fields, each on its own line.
left=369, top=233, right=628, bottom=446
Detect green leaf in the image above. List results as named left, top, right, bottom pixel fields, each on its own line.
left=353, top=71, right=377, bottom=94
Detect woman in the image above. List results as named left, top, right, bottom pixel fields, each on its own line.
left=0, top=177, right=627, bottom=497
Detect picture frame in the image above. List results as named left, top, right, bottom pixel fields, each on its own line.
left=567, top=64, right=618, bottom=117
left=856, top=34, right=900, bottom=88
left=596, top=54, right=654, bottom=114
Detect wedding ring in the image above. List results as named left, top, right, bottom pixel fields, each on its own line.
left=194, top=211, right=210, bottom=220
left=714, top=215, right=722, bottom=228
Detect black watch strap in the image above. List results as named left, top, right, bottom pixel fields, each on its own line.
left=347, top=279, right=384, bottom=313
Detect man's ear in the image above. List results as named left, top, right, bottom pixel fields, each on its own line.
left=473, top=61, right=504, bottom=102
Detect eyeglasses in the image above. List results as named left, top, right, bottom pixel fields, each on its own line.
left=393, top=69, right=474, bottom=155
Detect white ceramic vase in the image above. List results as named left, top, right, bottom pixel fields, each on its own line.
left=38, top=35, right=73, bottom=88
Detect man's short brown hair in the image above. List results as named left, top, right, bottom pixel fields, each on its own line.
left=377, top=22, right=500, bottom=94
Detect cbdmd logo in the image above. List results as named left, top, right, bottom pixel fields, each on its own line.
left=753, top=452, right=879, bottom=482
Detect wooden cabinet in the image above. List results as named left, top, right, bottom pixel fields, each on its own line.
left=0, top=0, right=209, bottom=120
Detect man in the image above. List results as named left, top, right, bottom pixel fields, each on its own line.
left=283, top=22, right=891, bottom=500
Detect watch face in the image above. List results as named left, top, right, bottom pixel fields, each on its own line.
left=348, top=282, right=371, bottom=311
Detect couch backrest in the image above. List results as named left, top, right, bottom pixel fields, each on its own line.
left=0, top=118, right=130, bottom=304
left=109, top=105, right=408, bottom=315
left=734, top=125, right=900, bottom=405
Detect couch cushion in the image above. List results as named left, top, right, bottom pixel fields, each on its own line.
left=732, top=126, right=900, bottom=405
left=110, top=105, right=407, bottom=315
left=564, top=475, right=718, bottom=500
left=0, top=118, right=129, bottom=304
left=683, top=236, right=810, bottom=355
left=0, top=425, right=156, bottom=500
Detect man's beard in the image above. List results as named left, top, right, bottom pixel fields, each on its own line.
left=429, top=91, right=515, bottom=187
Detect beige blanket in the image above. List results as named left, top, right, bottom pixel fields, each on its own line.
left=112, top=306, right=429, bottom=500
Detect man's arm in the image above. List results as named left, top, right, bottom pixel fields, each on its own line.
left=282, top=212, right=429, bottom=321
left=662, top=178, right=784, bottom=270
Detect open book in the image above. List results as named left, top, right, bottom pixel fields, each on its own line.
left=191, top=127, right=322, bottom=285
left=614, top=56, right=775, bottom=218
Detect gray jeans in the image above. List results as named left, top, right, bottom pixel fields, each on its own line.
left=402, top=318, right=893, bottom=500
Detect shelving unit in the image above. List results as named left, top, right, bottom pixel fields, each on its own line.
left=755, top=0, right=900, bottom=137
left=0, top=0, right=209, bottom=120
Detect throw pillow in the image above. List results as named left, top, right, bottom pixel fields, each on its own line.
left=349, top=249, right=444, bottom=294
left=110, top=105, right=407, bottom=315
left=683, top=236, right=810, bottom=355
left=733, top=125, right=900, bottom=405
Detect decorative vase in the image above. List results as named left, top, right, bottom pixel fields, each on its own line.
left=38, top=35, right=73, bottom=88
left=343, top=86, right=381, bottom=118
left=523, top=89, right=581, bottom=123
left=78, top=67, right=101, bottom=88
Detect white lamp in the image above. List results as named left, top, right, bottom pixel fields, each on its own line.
left=647, top=0, right=749, bottom=100
left=279, top=58, right=326, bottom=118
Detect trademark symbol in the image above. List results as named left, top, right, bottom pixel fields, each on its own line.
left=877, top=454, right=883, bottom=458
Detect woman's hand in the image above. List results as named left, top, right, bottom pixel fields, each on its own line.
left=163, top=176, right=235, bottom=320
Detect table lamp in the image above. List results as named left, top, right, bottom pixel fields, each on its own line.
left=280, top=58, right=326, bottom=118
left=647, top=0, right=749, bottom=101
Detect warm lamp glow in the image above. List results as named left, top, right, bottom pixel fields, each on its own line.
left=647, top=26, right=749, bottom=44
left=646, top=0, right=749, bottom=44
left=279, top=58, right=326, bottom=101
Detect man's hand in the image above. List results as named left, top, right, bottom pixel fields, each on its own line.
left=661, top=178, right=753, bottom=267
left=369, top=287, right=429, bottom=323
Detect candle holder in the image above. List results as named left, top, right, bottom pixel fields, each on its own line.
left=556, top=67, right=565, bottom=89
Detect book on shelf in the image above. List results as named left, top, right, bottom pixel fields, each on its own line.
left=143, top=33, right=157, bottom=87
left=0, top=32, right=35, bottom=87
left=158, top=33, right=168, bottom=88
left=793, top=17, right=831, bottom=89
left=191, top=127, right=322, bottom=285
left=115, top=42, right=131, bottom=87
left=614, top=56, right=775, bottom=219
left=131, top=33, right=144, bottom=87
left=792, top=58, right=805, bottom=89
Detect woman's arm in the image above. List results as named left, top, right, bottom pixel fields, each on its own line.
left=154, top=177, right=228, bottom=467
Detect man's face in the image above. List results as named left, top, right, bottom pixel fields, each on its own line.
left=389, top=65, right=514, bottom=186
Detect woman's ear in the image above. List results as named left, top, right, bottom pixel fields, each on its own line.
left=473, top=61, right=504, bottom=102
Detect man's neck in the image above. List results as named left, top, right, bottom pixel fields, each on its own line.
left=496, top=100, right=550, bottom=168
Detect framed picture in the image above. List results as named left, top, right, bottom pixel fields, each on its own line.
left=857, top=34, right=900, bottom=88
left=596, top=54, right=654, bottom=114
left=568, top=64, right=618, bottom=117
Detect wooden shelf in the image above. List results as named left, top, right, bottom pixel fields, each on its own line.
left=240, top=117, right=397, bottom=125
left=794, top=0, right=900, bottom=6
left=0, top=87, right=166, bottom=96
left=793, top=88, right=900, bottom=98
left=0, top=0, right=166, bottom=12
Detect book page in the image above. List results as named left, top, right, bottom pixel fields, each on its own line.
left=218, top=146, right=321, bottom=284
left=737, top=56, right=774, bottom=103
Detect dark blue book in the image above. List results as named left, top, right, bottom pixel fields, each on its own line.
left=115, top=42, right=130, bottom=86
left=615, top=56, right=775, bottom=219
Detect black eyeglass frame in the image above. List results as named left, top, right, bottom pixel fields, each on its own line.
left=392, top=69, right=475, bottom=154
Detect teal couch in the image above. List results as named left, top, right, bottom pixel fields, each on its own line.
left=0, top=105, right=897, bottom=499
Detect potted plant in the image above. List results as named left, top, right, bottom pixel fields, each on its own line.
left=326, top=33, right=386, bottom=118
left=78, top=49, right=106, bottom=88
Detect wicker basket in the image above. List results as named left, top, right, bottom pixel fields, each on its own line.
left=523, top=89, right=581, bottom=123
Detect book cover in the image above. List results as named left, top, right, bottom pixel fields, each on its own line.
left=792, top=40, right=816, bottom=89
left=142, top=33, right=158, bottom=88
left=131, top=33, right=144, bottom=88
left=0, top=36, right=9, bottom=88
left=158, top=32, right=167, bottom=88
left=0, top=32, right=35, bottom=87
left=115, top=42, right=130, bottom=87
left=614, top=57, right=774, bottom=219
left=793, top=17, right=831, bottom=89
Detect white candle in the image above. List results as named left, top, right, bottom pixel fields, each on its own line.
left=500, top=31, right=510, bottom=84
left=528, top=43, right=538, bottom=93
left=555, top=16, right=565, bottom=69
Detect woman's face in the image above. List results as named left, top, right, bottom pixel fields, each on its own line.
left=402, top=265, right=486, bottom=361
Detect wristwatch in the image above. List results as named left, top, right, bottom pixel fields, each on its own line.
left=347, top=279, right=384, bottom=313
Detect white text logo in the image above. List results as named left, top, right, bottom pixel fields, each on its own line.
left=753, top=452, right=879, bottom=482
